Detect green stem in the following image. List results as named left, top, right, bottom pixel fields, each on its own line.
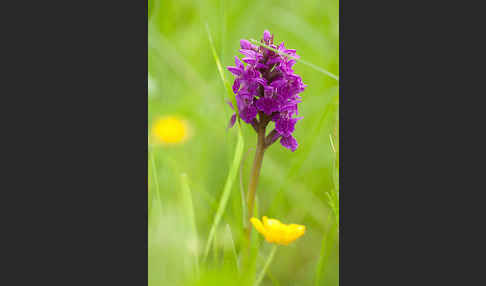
left=254, top=245, right=278, bottom=286
left=314, top=213, right=335, bottom=286
left=149, top=147, right=163, bottom=218
left=246, top=122, right=266, bottom=239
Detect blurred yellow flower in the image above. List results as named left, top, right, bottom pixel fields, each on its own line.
left=250, top=216, right=305, bottom=245
left=151, top=116, right=190, bottom=145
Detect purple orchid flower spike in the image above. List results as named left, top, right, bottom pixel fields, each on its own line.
left=226, top=30, right=305, bottom=151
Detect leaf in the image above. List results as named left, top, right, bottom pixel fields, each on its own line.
left=180, top=173, right=199, bottom=276
left=206, top=23, right=239, bottom=119
left=203, top=126, right=245, bottom=261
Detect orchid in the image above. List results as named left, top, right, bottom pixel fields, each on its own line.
left=227, top=30, right=306, bottom=152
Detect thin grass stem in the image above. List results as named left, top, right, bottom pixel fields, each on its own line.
left=314, top=213, right=334, bottom=286
left=205, top=23, right=239, bottom=118
left=240, top=146, right=255, bottom=228
left=149, top=148, right=163, bottom=217
left=225, top=224, right=240, bottom=271
left=203, top=126, right=245, bottom=261
left=180, top=173, right=199, bottom=276
left=254, top=245, right=278, bottom=286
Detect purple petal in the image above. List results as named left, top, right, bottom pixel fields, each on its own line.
left=285, top=49, right=297, bottom=55
left=240, top=39, right=253, bottom=50
left=240, top=104, right=258, bottom=123
left=237, top=90, right=253, bottom=102
left=255, top=78, right=267, bottom=85
left=235, top=56, right=244, bottom=69
left=275, top=117, right=297, bottom=137
left=270, top=79, right=286, bottom=88
left=290, top=53, right=300, bottom=59
left=255, top=97, right=279, bottom=115
left=287, top=59, right=296, bottom=67
left=264, top=85, right=274, bottom=97
left=280, top=135, right=298, bottom=152
left=263, top=30, right=271, bottom=43
left=242, top=57, right=257, bottom=64
left=267, top=56, right=282, bottom=66
left=232, top=79, right=240, bottom=93
left=227, top=66, right=242, bottom=76
left=239, top=49, right=257, bottom=58
left=255, top=63, right=267, bottom=69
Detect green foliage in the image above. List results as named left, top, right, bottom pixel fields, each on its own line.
left=148, top=0, right=339, bottom=285
left=206, top=24, right=238, bottom=118
left=203, top=126, right=244, bottom=261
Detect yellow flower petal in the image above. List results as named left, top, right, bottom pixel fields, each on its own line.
left=262, top=216, right=269, bottom=227
left=250, top=216, right=306, bottom=246
left=283, top=224, right=306, bottom=245
left=250, top=217, right=266, bottom=236
left=264, top=218, right=283, bottom=243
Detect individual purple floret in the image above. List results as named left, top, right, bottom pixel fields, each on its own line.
left=227, top=30, right=306, bottom=151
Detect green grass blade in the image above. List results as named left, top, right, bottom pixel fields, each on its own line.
left=239, top=147, right=255, bottom=228
left=326, top=191, right=339, bottom=228
left=205, top=23, right=239, bottom=118
left=203, top=126, right=245, bottom=261
left=254, top=245, right=278, bottom=286
left=180, top=173, right=199, bottom=276
left=267, top=270, right=281, bottom=286
left=149, top=147, right=163, bottom=217
left=249, top=39, right=339, bottom=81
left=328, top=114, right=340, bottom=228
left=224, top=224, right=240, bottom=271
left=314, top=215, right=335, bottom=286
left=256, top=252, right=280, bottom=286
left=213, top=227, right=220, bottom=264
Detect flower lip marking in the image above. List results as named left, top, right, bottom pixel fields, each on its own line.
left=250, top=216, right=306, bottom=245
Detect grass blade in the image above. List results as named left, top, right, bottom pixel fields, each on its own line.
left=249, top=39, right=339, bottom=81
left=149, top=147, right=163, bottom=217
left=205, top=23, right=239, bottom=118
left=239, top=146, right=255, bottom=228
left=267, top=270, right=281, bottom=286
left=224, top=224, right=240, bottom=271
left=254, top=245, right=278, bottom=286
left=314, top=215, right=336, bottom=286
left=180, top=173, right=199, bottom=276
left=203, top=126, right=245, bottom=261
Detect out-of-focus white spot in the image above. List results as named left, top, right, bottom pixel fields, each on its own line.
left=186, top=237, right=199, bottom=255
left=148, top=74, right=158, bottom=96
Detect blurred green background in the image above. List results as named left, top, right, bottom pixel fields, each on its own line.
left=148, top=0, right=339, bottom=285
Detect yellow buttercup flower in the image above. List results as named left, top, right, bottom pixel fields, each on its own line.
left=151, top=116, right=190, bottom=145
left=250, top=216, right=305, bottom=245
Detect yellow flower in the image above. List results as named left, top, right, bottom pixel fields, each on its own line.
left=250, top=216, right=305, bottom=245
left=151, top=116, right=190, bottom=145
